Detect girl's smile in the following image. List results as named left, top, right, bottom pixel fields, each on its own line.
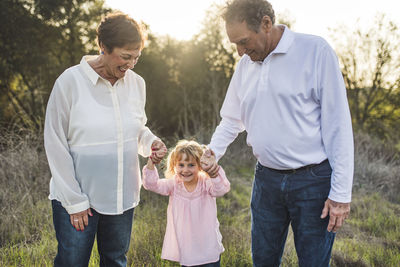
left=174, top=154, right=200, bottom=186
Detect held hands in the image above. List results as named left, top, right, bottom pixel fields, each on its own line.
left=70, top=208, right=93, bottom=231
left=150, top=140, right=167, bottom=165
left=320, top=198, right=351, bottom=232
left=200, top=148, right=220, bottom=178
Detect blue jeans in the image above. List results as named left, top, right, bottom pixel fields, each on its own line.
left=251, top=159, right=335, bottom=267
left=52, top=200, right=134, bottom=267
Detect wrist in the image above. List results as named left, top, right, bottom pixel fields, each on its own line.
left=147, top=158, right=155, bottom=170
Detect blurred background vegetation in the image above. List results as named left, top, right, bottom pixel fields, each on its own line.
left=0, top=0, right=399, bottom=266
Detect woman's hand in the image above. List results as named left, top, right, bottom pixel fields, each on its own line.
left=151, top=140, right=167, bottom=164
left=70, top=208, right=93, bottom=231
left=201, top=148, right=220, bottom=178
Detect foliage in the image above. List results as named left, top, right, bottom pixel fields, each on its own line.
left=331, top=14, right=400, bottom=142
left=0, top=0, right=110, bottom=129
left=135, top=6, right=236, bottom=142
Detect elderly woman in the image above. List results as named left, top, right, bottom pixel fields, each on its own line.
left=44, top=12, right=166, bottom=266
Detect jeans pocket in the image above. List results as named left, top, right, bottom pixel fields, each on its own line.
left=255, top=162, right=264, bottom=174
left=310, top=160, right=332, bottom=178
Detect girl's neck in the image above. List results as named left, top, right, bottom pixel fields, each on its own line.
left=183, top=175, right=199, bottom=192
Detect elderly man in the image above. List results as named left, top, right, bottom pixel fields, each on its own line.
left=201, top=0, right=354, bottom=266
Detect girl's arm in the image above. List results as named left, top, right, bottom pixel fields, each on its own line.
left=142, top=158, right=174, bottom=196
left=206, top=166, right=231, bottom=197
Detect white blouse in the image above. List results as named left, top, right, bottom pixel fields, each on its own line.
left=44, top=56, right=158, bottom=215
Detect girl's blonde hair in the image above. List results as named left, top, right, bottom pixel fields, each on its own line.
left=164, top=140, right=206, bottom=178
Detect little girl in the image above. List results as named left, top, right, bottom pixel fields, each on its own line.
left=142, top=140, right=230, bottom=267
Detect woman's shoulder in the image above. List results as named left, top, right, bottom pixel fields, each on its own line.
left=125, top=69, right=145, bottom=85
left=51, top=65, right=82, bottom=96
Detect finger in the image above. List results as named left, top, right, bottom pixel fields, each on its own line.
left=72, top=217, right=80, bottom=230
left=320, top=201, right=329, bottom=219
left=78, top=217, right=85, bottom=231
left=83, top=213, right=89, bottom=227
left=201, top=163, right=211, bottom=172
left=333, top=217, right=344, bottom=232
left=327, top=215, right=337, bottom=232
left=156, top=150, right=166, bottom=158
left=88, top=208, right=93, bottom=217
left=208, top=164, right=219, bottom=174
left=152, top=154, right=162, bottom=162
left=151, top=141, right=160, bottom=150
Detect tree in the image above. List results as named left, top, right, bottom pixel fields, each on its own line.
left=135, top=5, right=236, bottom=141
left=0, top=0, right=110, bottom=129
left=331, top=14, right=400, bottom=142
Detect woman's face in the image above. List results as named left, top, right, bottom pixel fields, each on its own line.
left=102, top=43, right=141, bottom=80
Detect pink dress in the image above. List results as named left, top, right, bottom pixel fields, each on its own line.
left=142, top=166, right=230, bottom=266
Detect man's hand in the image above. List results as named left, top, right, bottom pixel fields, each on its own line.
left=200, top=148, right=219, bottom=178
left=70, top=208, right=93, bottom=231
left=321, top=198, right=350, bottom=232
left=151, top=140, right=167, bottom=164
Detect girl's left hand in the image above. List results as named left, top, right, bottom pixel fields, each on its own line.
left=151, top=140, right=167, bottom=164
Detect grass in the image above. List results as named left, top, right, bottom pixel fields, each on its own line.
left=0, top=131, right=399, bottom=266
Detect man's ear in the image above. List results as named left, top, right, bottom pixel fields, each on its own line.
left=261, top=15, right=272, bottom=31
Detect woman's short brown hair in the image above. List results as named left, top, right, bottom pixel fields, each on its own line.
left=97, top=12, right=146, bottom=52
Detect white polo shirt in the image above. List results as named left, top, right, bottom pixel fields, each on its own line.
left=209, top=26, right=354, bottom=203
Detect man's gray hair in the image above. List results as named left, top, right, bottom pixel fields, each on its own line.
left=223, top=0, right=275, bottom=32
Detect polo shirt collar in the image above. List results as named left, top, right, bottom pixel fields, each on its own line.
left=271, top=24, right=294, bottom=54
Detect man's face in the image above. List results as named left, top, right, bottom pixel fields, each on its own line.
left=226, top=17, right=272, bottom=62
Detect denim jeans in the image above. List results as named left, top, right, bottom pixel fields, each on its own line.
left=52, top=200, right=134, bottom=267
left=251, top=159, right=335, bottom=267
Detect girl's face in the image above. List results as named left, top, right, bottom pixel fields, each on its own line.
left=174, top=153, right=200, bottom=184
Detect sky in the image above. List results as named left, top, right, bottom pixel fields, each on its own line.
left=105, top=0, right=400, bottom=45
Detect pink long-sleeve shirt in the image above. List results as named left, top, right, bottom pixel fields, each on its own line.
left=142, top=166, right=230, bottom=266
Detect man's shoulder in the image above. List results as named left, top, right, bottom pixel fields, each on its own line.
left=293, top=31, right=329, bottom=48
